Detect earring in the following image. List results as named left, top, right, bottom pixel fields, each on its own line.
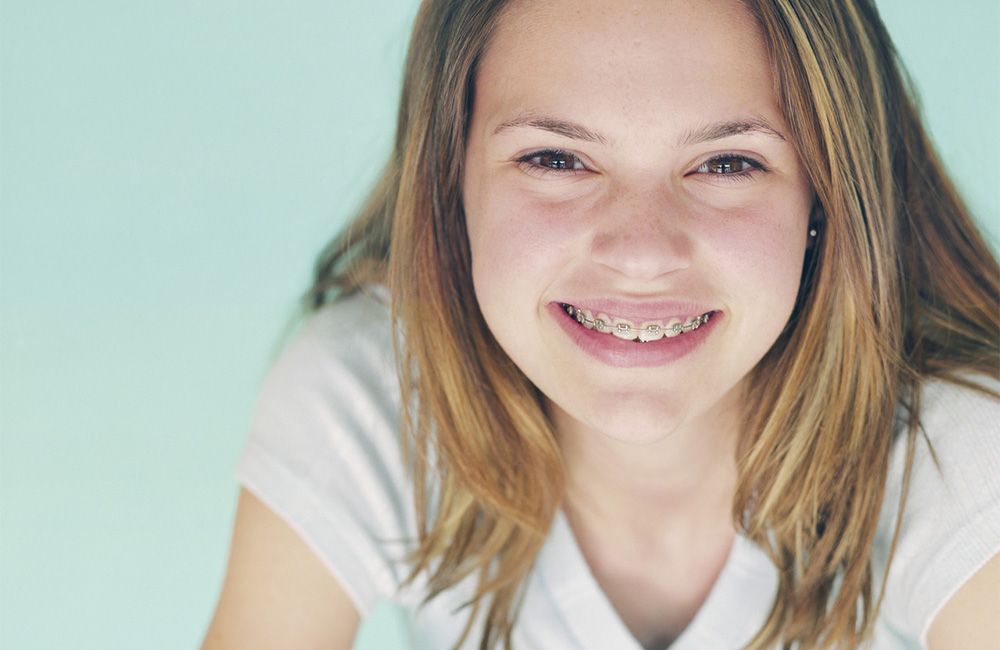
left=809, top=227, right=818, bottom=238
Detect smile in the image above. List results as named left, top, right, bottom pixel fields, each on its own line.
left=560, top=303, right=714, bottom=342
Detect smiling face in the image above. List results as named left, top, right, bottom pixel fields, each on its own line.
left=463, top=0, right=813, bottom=444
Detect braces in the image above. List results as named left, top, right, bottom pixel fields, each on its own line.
left=561, top=304, right=712, bottom=341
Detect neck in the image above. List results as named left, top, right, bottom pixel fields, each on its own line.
left=552, top=390, right=742, bottom=649
left=552, top=391, right=742, bottom=534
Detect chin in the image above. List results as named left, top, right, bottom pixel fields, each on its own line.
left=556, top=390, right=698, bottom=445
left=600, top=415, right=690, bottom=445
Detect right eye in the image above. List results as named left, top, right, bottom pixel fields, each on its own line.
left=516, top=149, right=588, bottom=175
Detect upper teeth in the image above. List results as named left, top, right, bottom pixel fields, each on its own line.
left=561, top=304, right=712, bottom=342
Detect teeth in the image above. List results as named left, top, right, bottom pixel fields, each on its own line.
left=637, top=323, right=664, bottom=342
left=612, top=321, right=634, bottom=340
left=561, top=304, right=712, bottom=342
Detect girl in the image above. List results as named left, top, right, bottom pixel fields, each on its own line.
left=202, top=0, right=1000, bottom=648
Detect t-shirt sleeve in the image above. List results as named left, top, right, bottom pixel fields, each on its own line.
left=879, top=376, right=1000, bottom=644
left=236, top=291, right=415, bottom=617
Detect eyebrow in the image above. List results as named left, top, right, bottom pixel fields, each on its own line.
left=679, top=118, right=786, bottom=147
left=492, top=113, right=786, bottom=148
left=492, top=113, right=609, bottom=145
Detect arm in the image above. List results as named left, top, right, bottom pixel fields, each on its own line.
left=926, top=551, right=1000, bottom=650
left=201, top=489, right=360, bottom=650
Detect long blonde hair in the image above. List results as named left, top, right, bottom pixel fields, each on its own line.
left=309, top=0, right=1000, bottom=648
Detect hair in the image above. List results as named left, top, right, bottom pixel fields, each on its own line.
left=308, top=0, right=1000, bottom=648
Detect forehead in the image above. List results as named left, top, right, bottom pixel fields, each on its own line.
left=475, top=0, right=779, bottom=142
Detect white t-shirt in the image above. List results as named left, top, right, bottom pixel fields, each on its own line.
left=238, top=288, right=1000, bottom=649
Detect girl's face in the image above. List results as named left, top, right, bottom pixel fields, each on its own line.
left=463, top=0, right=813, bottom=444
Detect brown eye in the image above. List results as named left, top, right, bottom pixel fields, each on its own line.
left=703, top=157, right=752, bottom=174
left=521, top=150, right=584, bottom=170
left=537, top=153, right=574, bottom=169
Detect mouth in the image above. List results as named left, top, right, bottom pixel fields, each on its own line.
left=559, top=303, right=715, bottom=342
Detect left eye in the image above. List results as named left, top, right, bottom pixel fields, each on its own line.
left=697, top=155, right=762, bottom=175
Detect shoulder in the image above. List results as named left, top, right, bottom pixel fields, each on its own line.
left=875, top=374, right=1000, bottom=643
left=899, top=376, right=1000, bottom=530
left=900, top=376, right=1000, bottom=510
left=252, top=286, right=399, bottom=440
left=246, top=287, right=402, bottom=477
left=238, top=286, right=416, bottom=616
left=911, top=374, right=999, bottom=450
left=272, top=286, right=395, bottom=393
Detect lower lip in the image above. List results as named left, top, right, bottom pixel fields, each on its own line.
left=548, top=303, right=719, bottom=368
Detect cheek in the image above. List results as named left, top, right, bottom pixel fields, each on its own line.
left=702, top=205, right=808, bottom=303
left=467, top=189, right=587, bottom=291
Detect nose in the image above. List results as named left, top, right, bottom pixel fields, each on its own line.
left=589, top=185, right=693, bottom=281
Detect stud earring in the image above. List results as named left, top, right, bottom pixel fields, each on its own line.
left=809, top=227, right=818, bottom=238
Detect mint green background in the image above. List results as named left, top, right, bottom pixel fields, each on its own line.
left=1, top=2, right=997, bottom=649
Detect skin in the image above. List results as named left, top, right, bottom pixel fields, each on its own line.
left=464, top=2, right=811, bottom=644
left=200, top=1, right=998, bottom=647
left=464, top=0, right=812, bottom=450
left=926, top=551, right=1000, bottom=650
left=201, top=489, right=360, bottom=650
left=464, top=0, right=1000, bottom=646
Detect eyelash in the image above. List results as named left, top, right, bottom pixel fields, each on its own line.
left=515, top=149, right=768, bottom=181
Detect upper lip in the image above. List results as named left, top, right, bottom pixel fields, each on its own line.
left=555, top=298, right=716, bottom=322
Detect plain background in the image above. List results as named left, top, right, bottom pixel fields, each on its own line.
left=1, top=1, right=997, bottom=648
